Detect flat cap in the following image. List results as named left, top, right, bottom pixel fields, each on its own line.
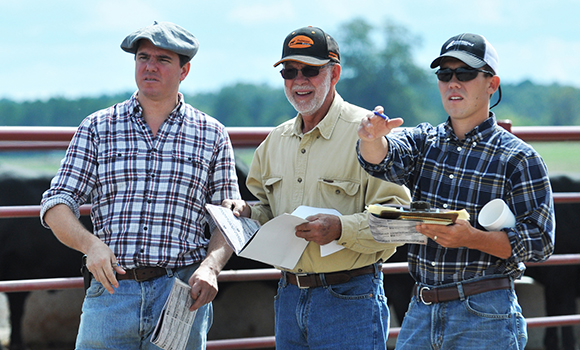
left=120, top=21, right=199, bottom=62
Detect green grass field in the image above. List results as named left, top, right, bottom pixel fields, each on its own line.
left=529, top=141, right=580, bottom=175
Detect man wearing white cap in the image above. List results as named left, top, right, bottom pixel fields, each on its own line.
left=357, top=33, right=555, bottom=349
left=225, top=26, right=410, bottom=349
left=41, top=21, right=239, bottom=349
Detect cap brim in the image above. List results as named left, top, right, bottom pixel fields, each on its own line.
left=430, top=52, right=486, bottom=69
left=273, top=55, right=331, bottom=67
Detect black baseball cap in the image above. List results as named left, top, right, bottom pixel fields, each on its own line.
left=430, top=33, right=499, bottom=74
left=273, top=26, right=340, bottom=67
left=121, top=21, right=199, bottom=62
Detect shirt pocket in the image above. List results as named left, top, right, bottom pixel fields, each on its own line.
left=317, top=178, right=361, bottom=213
left=171, top=150, right=210, bottom=206
left=96, top=148, right=139, bottom=195
left=263, top=176, right=283, bottom=214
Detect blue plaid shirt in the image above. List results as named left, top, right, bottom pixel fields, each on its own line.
left=358, top=114, right=555, bottom=286
left=41, top=92, right=240, bottom=269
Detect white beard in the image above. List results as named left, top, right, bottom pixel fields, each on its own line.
left=284, top=72, right=331, bottom=116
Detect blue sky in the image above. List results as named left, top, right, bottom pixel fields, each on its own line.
left=1, top=0, right=579, bottom=101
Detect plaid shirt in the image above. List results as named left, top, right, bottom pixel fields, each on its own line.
left=41, top=92, right=240, bottom=269
left=358, top=114, right=555, bottom=286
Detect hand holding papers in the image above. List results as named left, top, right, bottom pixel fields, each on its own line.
left=205, top=204, right=261, bottom=255
left=205, top=204, right=343, bottom=269
left=151, top=278, right=197, bottom=350
left=367, top=203, right=470, bottom=244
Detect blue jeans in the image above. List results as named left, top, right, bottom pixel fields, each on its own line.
left=395, top=276, right=527, bottom=350
left=275, top=263, right=389, bottom=350
left=75, top=264, right=212, bottom=350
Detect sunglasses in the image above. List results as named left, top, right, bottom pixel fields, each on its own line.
left=435, top=67, right=494, bottom=82
left=280, top=65, right=327, bottom=80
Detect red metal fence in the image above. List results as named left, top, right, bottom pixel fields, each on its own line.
left=1, top=124, right=580, bottom=349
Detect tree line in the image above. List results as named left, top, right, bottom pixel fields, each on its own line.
left=1, top=19, right=579, bottom=128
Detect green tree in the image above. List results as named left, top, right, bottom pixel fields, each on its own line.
left=335, top=18, right=440, bottom=126
left=189, top=83, right=294, bottom=127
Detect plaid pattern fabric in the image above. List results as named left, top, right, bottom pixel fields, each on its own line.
left=358, top=114, right=555, bottom=285
left=41, top=92, right=240, bottom=268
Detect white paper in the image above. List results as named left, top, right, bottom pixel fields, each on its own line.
left=368, top=213, right=428, bottom=244
left=151, top=278, right=197, bottom=350
left=289, top=206, right=345, bottom=257
left=238, top=213, right=310, bottom=269
left=205, top=204, right=261, bottom=254
left=206, top=204, right=343, bottom=269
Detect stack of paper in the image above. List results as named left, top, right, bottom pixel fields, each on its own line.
left=367, top=204, right=470, bottom=244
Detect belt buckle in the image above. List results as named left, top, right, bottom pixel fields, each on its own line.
left=295, top=274, right=309, bottom=289
left=132, top=268, right=150, bottom=282
left=419, top=286, right=432, bottom=305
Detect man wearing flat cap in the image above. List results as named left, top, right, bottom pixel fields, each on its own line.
left=41, top=21, right=240, bottom=349
left=225, top=26, right=410, bottom=349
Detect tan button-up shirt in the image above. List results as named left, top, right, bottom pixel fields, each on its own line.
left=247, top=94, right=410, bottom=273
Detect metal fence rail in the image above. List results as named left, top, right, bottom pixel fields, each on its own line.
left=1, top=124, right=580, bottom=148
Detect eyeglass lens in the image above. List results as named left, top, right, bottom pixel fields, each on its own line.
left=436, top=67, right=490, bottom=82
left=280, top=66, right=323, bottom=80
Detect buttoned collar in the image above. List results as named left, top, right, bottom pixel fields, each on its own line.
left=285, top=93, right=344, bottom=140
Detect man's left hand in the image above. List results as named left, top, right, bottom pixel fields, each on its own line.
left=295, top=214, right=342, bottom=246
left=188, top=264, right=219, bottom=311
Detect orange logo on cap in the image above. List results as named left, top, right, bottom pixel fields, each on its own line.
left=288, top=35, right=314, bottom=49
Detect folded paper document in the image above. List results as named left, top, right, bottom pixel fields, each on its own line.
left=151, top=278, right=196, bottom=350
left=367, top=204, right=470, bottom=244
left=206, top=204, right=344, bottom=269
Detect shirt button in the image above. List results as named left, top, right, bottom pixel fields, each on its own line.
left=431, top=262, right=436, bottom=267
left=335, top=190, right=341, bottom=195
left=472, top=142, right=477, bottom=147
left=301, top=149, right=306, bottom=154
left=449, top=174, right=454, bottom=179
left=297, top=178, right=303, bottom=183
left=457, top=147, right=462, bottom=152
left=442, top=204, right=449, bottom=209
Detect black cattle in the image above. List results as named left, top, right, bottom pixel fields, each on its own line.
left=526, top=174, right=580, bottom=350
left=0, top=160, right=257, bottom=350
left=0, top=171, right=88, bottom=350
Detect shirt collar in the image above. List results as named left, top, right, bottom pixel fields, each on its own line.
left=129, top=91, right=185, bottom=122
left=287, top=93, right=343, bottom=140
left=443, top=112, right=497, bottom=143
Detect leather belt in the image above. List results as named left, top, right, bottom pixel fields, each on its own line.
left=117, top=267, right=170, bottom=282
left=413, top=276, right=512, bottom=305
left=285, top=264, right=377, bottom=289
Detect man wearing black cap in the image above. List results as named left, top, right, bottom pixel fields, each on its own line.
left=40, top=21, right=239, bottom=349
left=225, top=26, right=410, bottom=349
left=357, top=33, right=555, bottom=349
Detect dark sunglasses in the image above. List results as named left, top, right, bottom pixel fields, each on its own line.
left=280, top=65, right=326, bottom=80
left=435, top=67, right=494, bottom=82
